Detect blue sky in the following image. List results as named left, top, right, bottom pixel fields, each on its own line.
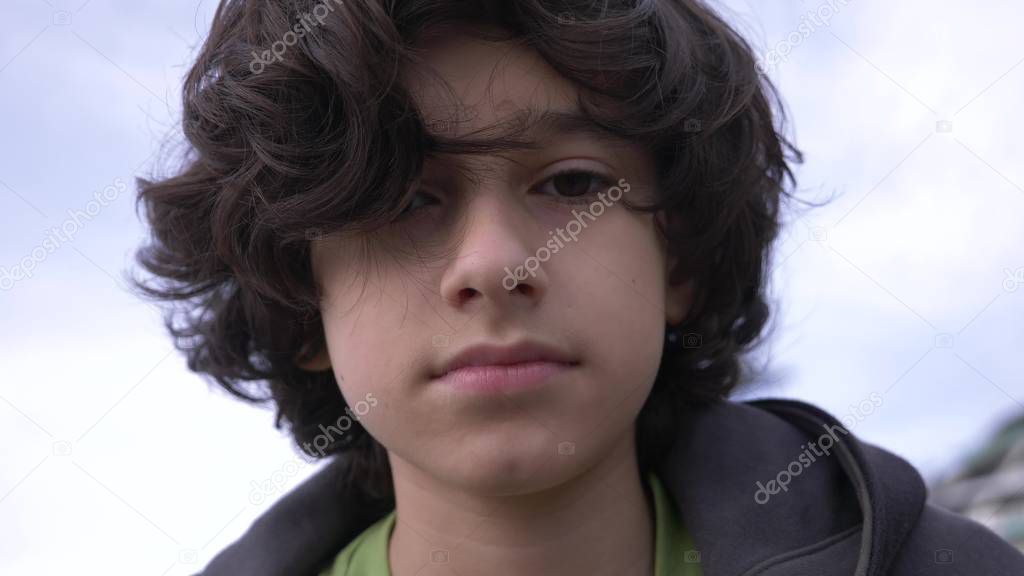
left=1, top=0, right=1022, bottom=573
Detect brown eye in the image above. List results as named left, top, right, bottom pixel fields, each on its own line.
left=394, top=189, right=441, bottom=220
left=536, top=169, right=613, bottom=203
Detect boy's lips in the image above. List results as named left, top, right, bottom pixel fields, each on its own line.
left=433, top=339, right=579, bottom=378
left=436, top=362, right=576, bottom=394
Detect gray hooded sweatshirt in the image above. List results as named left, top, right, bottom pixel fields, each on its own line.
left=196, top=399, right=1024, bottom=575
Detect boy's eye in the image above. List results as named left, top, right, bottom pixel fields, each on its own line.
left=395, top=189, right=442, bottom=219
left=535, top=169, right=613, bottom=204
left=394, top=168, right=613, bottom=221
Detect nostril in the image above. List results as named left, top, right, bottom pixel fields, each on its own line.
left=514, top=283, right=535, bottom=297
left=457, top=287, right=479, bottom=303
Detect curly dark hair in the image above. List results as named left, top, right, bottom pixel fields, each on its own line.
left=132, top=0, right=807, bottom=503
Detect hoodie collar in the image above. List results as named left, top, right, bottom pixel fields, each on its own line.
left=198, top=398, right=927, bottom=576
left=657, top=399, right=926, bottom=576
left=745, top=399, right=927, bottom=576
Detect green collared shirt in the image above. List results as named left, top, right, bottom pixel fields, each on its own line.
left=319, top=471, right=702, bottom=575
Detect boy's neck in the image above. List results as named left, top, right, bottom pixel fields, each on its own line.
left=386, top=427, right=655, bottom=576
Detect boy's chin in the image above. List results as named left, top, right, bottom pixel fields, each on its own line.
left=417, top=426, right=603, bottom=496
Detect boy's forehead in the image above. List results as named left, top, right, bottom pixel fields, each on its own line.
left=402, top=30, right=579, bottom=139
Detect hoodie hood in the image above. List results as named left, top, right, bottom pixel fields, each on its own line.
left=196, top=398, right=1022, bottom=576
left=658, top=399, right=924, bottom=576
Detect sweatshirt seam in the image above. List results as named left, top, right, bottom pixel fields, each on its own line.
left=751, top=400, right=880, bottom=575
left=737, top=524, right=863, bottom=576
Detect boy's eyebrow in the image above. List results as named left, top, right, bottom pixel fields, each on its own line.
left=429, top=107, right=634, bottom=152
left=513, top=109, right=623, bottom=142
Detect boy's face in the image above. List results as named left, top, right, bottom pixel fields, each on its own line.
left=309, top=29, right=693, bottom=494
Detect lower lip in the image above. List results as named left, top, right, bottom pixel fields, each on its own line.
left=436, top=361, right=576, bottom=394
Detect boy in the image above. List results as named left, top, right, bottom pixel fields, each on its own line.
left=134, top=0, right=1024, bottom=574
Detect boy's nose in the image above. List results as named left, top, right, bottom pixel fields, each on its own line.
left=439, top=191, right=549, bottom=311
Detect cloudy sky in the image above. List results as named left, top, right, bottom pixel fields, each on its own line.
left=1, top=0, right=1022, bottom=573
